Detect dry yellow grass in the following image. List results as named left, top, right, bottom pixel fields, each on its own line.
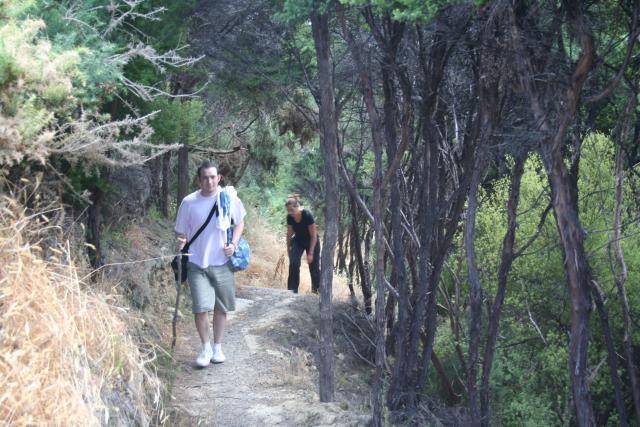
left=0, top=196, right=160, bottom=426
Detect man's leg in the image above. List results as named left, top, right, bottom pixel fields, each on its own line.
left=287, top=242, right=304, bottom=293
left=209, top=264, right=236, bottom=363
left=309, top=240, right=321, bottom=293
left=194, top=312, right=210, bottom=344
left=187, top=262, right=215, bottom=367
left=213, top=310, right=226, bottom=344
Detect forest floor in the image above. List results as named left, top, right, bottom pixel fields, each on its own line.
left=165, top=213, right=373, bottom=426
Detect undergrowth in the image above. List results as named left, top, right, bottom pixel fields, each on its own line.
left=0, top=193, right=162, bottom=426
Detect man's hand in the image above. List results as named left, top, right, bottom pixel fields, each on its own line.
left=224, top=243, right=235, bottom=257
left=176, top=235, right=186, bottom=251
left=307, top=252, right=314, bottom=264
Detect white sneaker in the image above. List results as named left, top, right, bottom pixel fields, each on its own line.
left=196, top=346, right=213, bottom=368
left=211, top=345, right=226, bottom=364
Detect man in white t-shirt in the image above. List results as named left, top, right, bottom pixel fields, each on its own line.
left=175, top=161, right=246, bottom=367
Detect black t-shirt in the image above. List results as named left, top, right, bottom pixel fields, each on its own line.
left=287, top=209, right=315, bottom=249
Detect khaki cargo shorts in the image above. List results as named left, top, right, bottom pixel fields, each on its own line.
left=186, top=262, right=236, bottom=313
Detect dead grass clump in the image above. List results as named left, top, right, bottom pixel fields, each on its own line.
left=270, top=347, right=314, bottom=388
left=0, top=196, right=160, bottom=426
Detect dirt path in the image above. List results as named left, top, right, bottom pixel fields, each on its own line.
left=169, top=286, right=369, bottom=426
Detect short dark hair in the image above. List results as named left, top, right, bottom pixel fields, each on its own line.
left=196, top=161, right=219, bottom=179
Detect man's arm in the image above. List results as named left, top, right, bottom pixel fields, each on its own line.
left=176, top=232, right=186, bottom=251
left=224, top=220, right=244, bottom=257
left=231, top=220, right=244, bottom=246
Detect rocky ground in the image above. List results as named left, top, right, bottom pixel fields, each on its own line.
left=169, top=286, right=371, bottom=426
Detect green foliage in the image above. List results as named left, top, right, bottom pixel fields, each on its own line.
left=0, top=15, right=81, bottom=165
left=433, top=135, right=640, bottom=424
left=275, top=0, right=316, bottom=23
left=67, top=161, right=110, bottom=195
left=241, top=130, right=324, bottom=228
left=147, top=97, right=208, bottom=145
left=339, top=0, right=458, bottom=23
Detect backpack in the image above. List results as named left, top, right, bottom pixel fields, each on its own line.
left=224, top=187, right=250, bottom=272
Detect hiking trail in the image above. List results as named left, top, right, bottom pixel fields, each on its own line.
left=167, top=216, right=371, bottom=426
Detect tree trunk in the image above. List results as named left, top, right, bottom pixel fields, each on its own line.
left=428, top=340, right=461, bottom=405
left=611, top=136, right=640, bottom=422
left=547, top=156, right=594, bottom=426
left=591, top=282, right=628, bottom=427
left=381, top=50, right=407, bottom=364
left=351, top=200, right=372, bottom=314
left=337, top=212, right=346, bottom=274
left=338, top=10, right=388, bottom=425
left=415, top=108, right=479, bottom=402
left=87, top=187, right=103, bottom=269
left=310, top=9, right=337, bottom=403
left=177, top=144, right=189, bottom=208
left=511, top=5, right=596, bottom=422
left=347, top=231, right=356, bottom=299
left=480, top=155, right=526, bottom=426
left=388, top=25, right=445, bottom=409
left=465, top=163, right=482, bottom=426
left=400, top=130, right=438, bottom=411
left=370, top=121, right=386, bottom=427
left=160, top=151, right=171, bottom=218
left=150, top=156, right=161, bottom=210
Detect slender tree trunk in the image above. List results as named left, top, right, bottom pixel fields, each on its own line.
left=480, top=155, right=526, bottom=426
left=351, top=200, right=372, bottom=314
left=465, top=163, right=483, bottom=426
left=87, top=187, right=103, bottom=269
left=511, top=6, right=596, bottom=422
left=150, top=156, right=161, bottom=209
left=347, top=232, right=356, bottom=299
left=415, top=111, right=479, bottom=402
left=611, top=137, right=640, bottom=421
left=400, top=130, right=438, bottom=411
left=338, top=11, right=388, bottom=425
left=370, top=118, right=386, bottom=427
left=381, top=52, right=407, bottom=365
left=177, top=144, right=189, bottom=207
left=389, top=58, right=439, bottom=414
left=388, top=23, right=459, bottom=410
left=337, top=214, right=346, bottom=274
left=311, top=8, right=337, bottom=403
left=591, top=282, right=628, bottom=426
left=160, top=151, right=171, bottom=218
left=430, top=349, right=460, bottom=406
left=547, top=156, right=594, bottom=426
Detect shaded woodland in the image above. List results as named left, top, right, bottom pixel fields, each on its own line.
left=2, top=0, right=640, bottom=426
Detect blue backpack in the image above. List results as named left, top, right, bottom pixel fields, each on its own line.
left=223, top=188, right=250, bottom=272
left=227, top=232, right=251, bottom=272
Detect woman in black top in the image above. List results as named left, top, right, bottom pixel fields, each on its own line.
left=285, top=195, right=321, bottom=293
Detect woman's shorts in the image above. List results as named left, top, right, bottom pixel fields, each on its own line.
left=186, top=262, right=236, bottom=313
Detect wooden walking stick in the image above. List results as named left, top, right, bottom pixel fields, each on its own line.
left=171, top=253, right=182, bottom=350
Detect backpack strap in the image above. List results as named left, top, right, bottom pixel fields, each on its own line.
left=183, top=201, right=218, bottom=253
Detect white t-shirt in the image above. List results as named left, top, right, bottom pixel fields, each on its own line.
left=175, top=188, right=247, bottom=268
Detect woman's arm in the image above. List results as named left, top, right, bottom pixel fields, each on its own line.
left=287, top=225, right=294, bottom=255
left=307, top=223, right=317, bottom=262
